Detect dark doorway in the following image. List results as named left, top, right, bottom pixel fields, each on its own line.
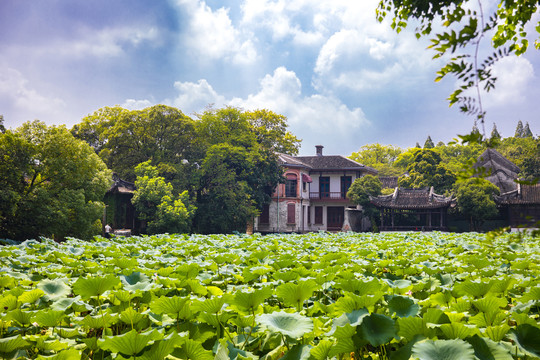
left=327, top=206, right=344, bottom=231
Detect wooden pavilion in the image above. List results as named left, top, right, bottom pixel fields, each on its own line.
left=371, top=187, right=453, bottom=231
left=495, top=183, right=540, bottom=228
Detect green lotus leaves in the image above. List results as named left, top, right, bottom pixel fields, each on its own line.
left=508, top=324, right=540, bottom=358
left=0, top=335, right=29, bottom=354
left=0, top=232, right=539, bottom=359
left=18, top=288, right=45, bottom=305
left=455, top=279, right=493, bottom=298
left=387, top=295, right=420, bottom=317
left=0, top=294, right=18, bottom=311
left=98, top=328, right=164, bottom=356
left=150, top=295, right=190, bottom=317
left=232, top=286, right=272, bottom=313
left=466, top=335, right=513, bottom=360
left=276, top=280, right=318, bottom=310
left=412, top=339, right=476, bottom=360
left=121, top=272, right=156, bottom=292
left=32, top=309, right=65, bottom=327
left=37, top=278, right=71, bottom=301
left=72, top=274, right=120, bottom=299
left=357, top=313, right=397, bottom=347
left=35, top=348, right=81, bottom=360
left=257, top=311, right=313, bottom=339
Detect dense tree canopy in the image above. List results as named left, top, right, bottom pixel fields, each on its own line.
left=1, top=121, right=111, bottom=240
left=72, top=105, right=299, bottom=234
left=349, top=144, right=404, bottom=176
left=398, top=149, right=456, bottom=193
left=72, top=105, right=201, bottom=186
left=453, top=178, right=500, bottom=231
left=132, top=161, right=195, bottom=235
left=194, top=107, right=292, bottom=233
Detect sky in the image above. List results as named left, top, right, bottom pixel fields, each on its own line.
left=1, top=0, right=539, bottom=156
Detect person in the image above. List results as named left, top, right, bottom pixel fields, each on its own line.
left=104, top=224, right=112, bottom=238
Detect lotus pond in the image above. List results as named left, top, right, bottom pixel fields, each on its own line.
left=0, top=232, right=539, bottom=359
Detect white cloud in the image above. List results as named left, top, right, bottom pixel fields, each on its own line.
left=0, top=67, right=66, bottom=124
left=167, top=67, right=369, bottom=136
left=122, top=99, right=154, bottom=110
left=14, top=26, right=159, bottom=59
left=173, top=0, right=257, bottom=64
left=482, top=56, right=535, bottom=107
left=229, top=67, right=369, bottom=133
left=166, top=79, right=227, bottom=114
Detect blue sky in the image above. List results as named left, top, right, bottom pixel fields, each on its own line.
left=1, top=0, right=539, bottom=155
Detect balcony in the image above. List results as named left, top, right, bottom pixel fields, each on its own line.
left=310, top=192, right=348, bottom=200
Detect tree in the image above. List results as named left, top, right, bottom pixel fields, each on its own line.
left=349, top=144, right=404, bottom=176
left=377, top=0, right=540, bottom=133
left=434, top=142, right=485, bottom=176
left=523, top=122, right=534, bottom=138
left=0, top=115, right=5, bottom=133
left=424, top=136, right=434, bottom=149
left=496, top=136, right=540, bottom=181
left=346, top=175, right=382, bottom=230
left=453, top=178, right=500, bottom=231
left=193, top=107, right=288, bottom=233
left=398, top=149, right=456, bottom=193
left=515, top=120, right=525, bottom=138
left=490, top=123, right=501, bottom=141
left=245, top=109, right=301, bottom=155
left=72, top=105, right=201, bottom=185
left=132, top=161, right=195, bottom=234
left=0, top=121, right=111, bottom=240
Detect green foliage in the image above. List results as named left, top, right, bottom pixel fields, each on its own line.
left=132, top=161, right=195, bottom=234
left=0, top=121, right=111, bottom=240
left=398, top=149, right=456, bottom=193
left=72, top=105, right=200, bottom=185
left=0, top=232, right=539, bottom=359
left=495, top=136, right=539, bottom=180
left=347, top=175, right=383, bottom=206
left=423, top=136, right=434, bottom=149
left=514, top=120, right=525, bottom=138
left=490, top=123, right=501, bottom=142
left=194, top=107, right=286, bottom=233
left=349, top=143, right=404, bottom=176
left=453, top=178, right=500, bottom=231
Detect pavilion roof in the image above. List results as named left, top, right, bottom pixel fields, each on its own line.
left=495, top=183, right=540, bottom=205
left=371, top=187, right=453, bottom=210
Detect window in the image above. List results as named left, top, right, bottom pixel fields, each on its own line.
left=315, top=206, right=323, bottom=224
left=285, top=174, right=297, bottom=197
left=287, top=203, right=296, bottom=224
left=341, top=176, right=352, bottom=198
left=319, top=177, right=330, bottom=198
left=259, top=204, right=270, bottom=224
left=307, top=206, right=311, bottom=224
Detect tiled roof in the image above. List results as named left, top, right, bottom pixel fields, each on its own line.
left=371, top=187, right=453, bottom=209
left=495, top=183, right=540, bottom=205
left=277, top=152, right=377, bottom=173
left=294, top=155, right=377, bottom=173
left=108, top=175, right=136, bottom=194
left=474, top=148, right=520, bottom=193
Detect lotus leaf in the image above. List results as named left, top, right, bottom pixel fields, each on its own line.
left=412, top=339, right=476, bottom=360
left=257, top=311, right=313, bottom=339
left=99, top=328, right=164, bottom=356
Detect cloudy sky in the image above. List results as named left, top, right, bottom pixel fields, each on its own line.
left=1, top=0, right=539, bottom=155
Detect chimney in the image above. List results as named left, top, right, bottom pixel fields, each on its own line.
left=315, top=145, right=324, bottom=156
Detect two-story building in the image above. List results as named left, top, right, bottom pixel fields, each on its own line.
left=254, top=145, right=377, bottom=233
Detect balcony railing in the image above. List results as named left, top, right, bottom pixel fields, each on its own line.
left=310, top=192, right=347, bottom=200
